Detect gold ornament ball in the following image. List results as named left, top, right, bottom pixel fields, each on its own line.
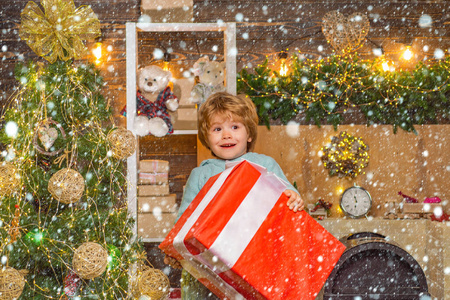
left=107, top=128, right=136, bottom=160
left=48, top=168, right=85, bottom=204
left=0, top=162, right=20, bottom=196
left=138, top=268, right=170, bottom=300
left=72, top=242, right=108, bottom=280
left=0, top=267, right=26, bottom=300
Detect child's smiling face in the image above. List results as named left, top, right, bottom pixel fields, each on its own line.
left=207, top=112, right=252, bottom=160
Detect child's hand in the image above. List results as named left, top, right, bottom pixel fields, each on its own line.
left=285, top=189, right=304, bottom=212
left=164, top=254, right=182, bottom=269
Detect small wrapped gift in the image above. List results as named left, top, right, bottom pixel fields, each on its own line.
left=138, top=172, right=168, bottom=185
left=138, top=184, right=170, bottom=196
left=159, top=160, right=345, bottom=300
left=138, top=195, right=177, bottom=213
left=140, top=159, right=169, bottom=173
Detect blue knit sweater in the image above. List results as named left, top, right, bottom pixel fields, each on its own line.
left=176, top=152, right=299, bottom=221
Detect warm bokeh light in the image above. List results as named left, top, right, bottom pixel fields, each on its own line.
left=278, top=51, right=289, bottom=76
left=382, top=60, right=390, bottom=72
left=163, top=52, right=171, bottom=71
left=279, top=58, right=288, bottom=76
left=163, top=61, right=170, bottom=71
left=92, top=42, right=102, bottom=65
left=401, top=46, right=413, bottom=61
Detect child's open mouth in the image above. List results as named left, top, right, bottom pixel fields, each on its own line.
left=220, top=144, right=235, bottom=148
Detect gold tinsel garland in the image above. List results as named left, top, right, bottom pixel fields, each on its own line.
left=19, top=0, right=101, bottom=63
left=321, top=131, right=369, bottom=178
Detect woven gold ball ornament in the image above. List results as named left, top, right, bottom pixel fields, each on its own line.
left=322, top=10, right=369, bottom=52
left=0, top=267, right=26, bottom=300
left=72, top=242, right=108, bottom=280
left=0, top=162, right=20, bottom=196
left=48, top=168, right=85, bottom=204
left=107, top=128, right=136, bottom=160
left=138, top=267, right=170, bottom=300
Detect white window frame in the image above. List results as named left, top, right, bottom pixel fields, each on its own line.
left=125, top=22, right=236, bottom=240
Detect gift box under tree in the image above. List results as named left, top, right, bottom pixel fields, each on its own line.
left=159, top=160, right=346, bottom=300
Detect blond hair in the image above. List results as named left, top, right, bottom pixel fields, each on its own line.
left=197, top=92, right=259, bottom=152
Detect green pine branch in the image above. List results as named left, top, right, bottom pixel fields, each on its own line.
left=238, top=54, right=450, bottom=133
left=1, top=60, right=142, bottom=299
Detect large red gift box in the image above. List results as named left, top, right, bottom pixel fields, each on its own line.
left=159, top=160, right=346, bottom=300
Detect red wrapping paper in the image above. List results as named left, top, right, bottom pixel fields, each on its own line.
left=159, top=160, right=346, bottom=299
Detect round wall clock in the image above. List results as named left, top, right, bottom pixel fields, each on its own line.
left=340, top=186, right=372, bottom=218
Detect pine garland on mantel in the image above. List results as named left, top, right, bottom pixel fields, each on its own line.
left=237, top=54, right=450, bottom=133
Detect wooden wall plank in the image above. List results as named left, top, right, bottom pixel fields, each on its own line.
left=193, top=1, right=448, bottom=23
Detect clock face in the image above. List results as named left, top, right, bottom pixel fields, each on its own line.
left=340, top=186, right=372, bottom=218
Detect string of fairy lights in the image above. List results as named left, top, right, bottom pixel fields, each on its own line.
left=0, top=61, right=141, bottom=298
left=237, top=48, right=448, bottom=179
left=238, top=51, right=450, bottom=132
left=320, top=131, right=370, bottom=178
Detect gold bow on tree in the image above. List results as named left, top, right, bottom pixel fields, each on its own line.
left=20, top=0, right=101, bottom=63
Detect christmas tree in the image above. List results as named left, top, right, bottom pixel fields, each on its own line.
left=0, top=0, right=151, bottom=298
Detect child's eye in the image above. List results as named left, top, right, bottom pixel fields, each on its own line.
left=232, top=125, right=238, bottom=130
left=212, top=127, right=221, bottom=132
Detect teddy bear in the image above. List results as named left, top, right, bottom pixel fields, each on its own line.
left=121, top=65, right=179, bottom=137
left=190, top=56, right=226, bottom=107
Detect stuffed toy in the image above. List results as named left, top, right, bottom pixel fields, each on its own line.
left=121, top=65, right=179, bottom=137
left=190, top=56, right=226, bottom=107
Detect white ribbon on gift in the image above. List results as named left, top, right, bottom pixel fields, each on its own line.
left=173, top=160, right=287, bottom=299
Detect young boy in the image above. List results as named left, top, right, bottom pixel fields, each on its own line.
left=165, top=92, right=304, bottom=299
